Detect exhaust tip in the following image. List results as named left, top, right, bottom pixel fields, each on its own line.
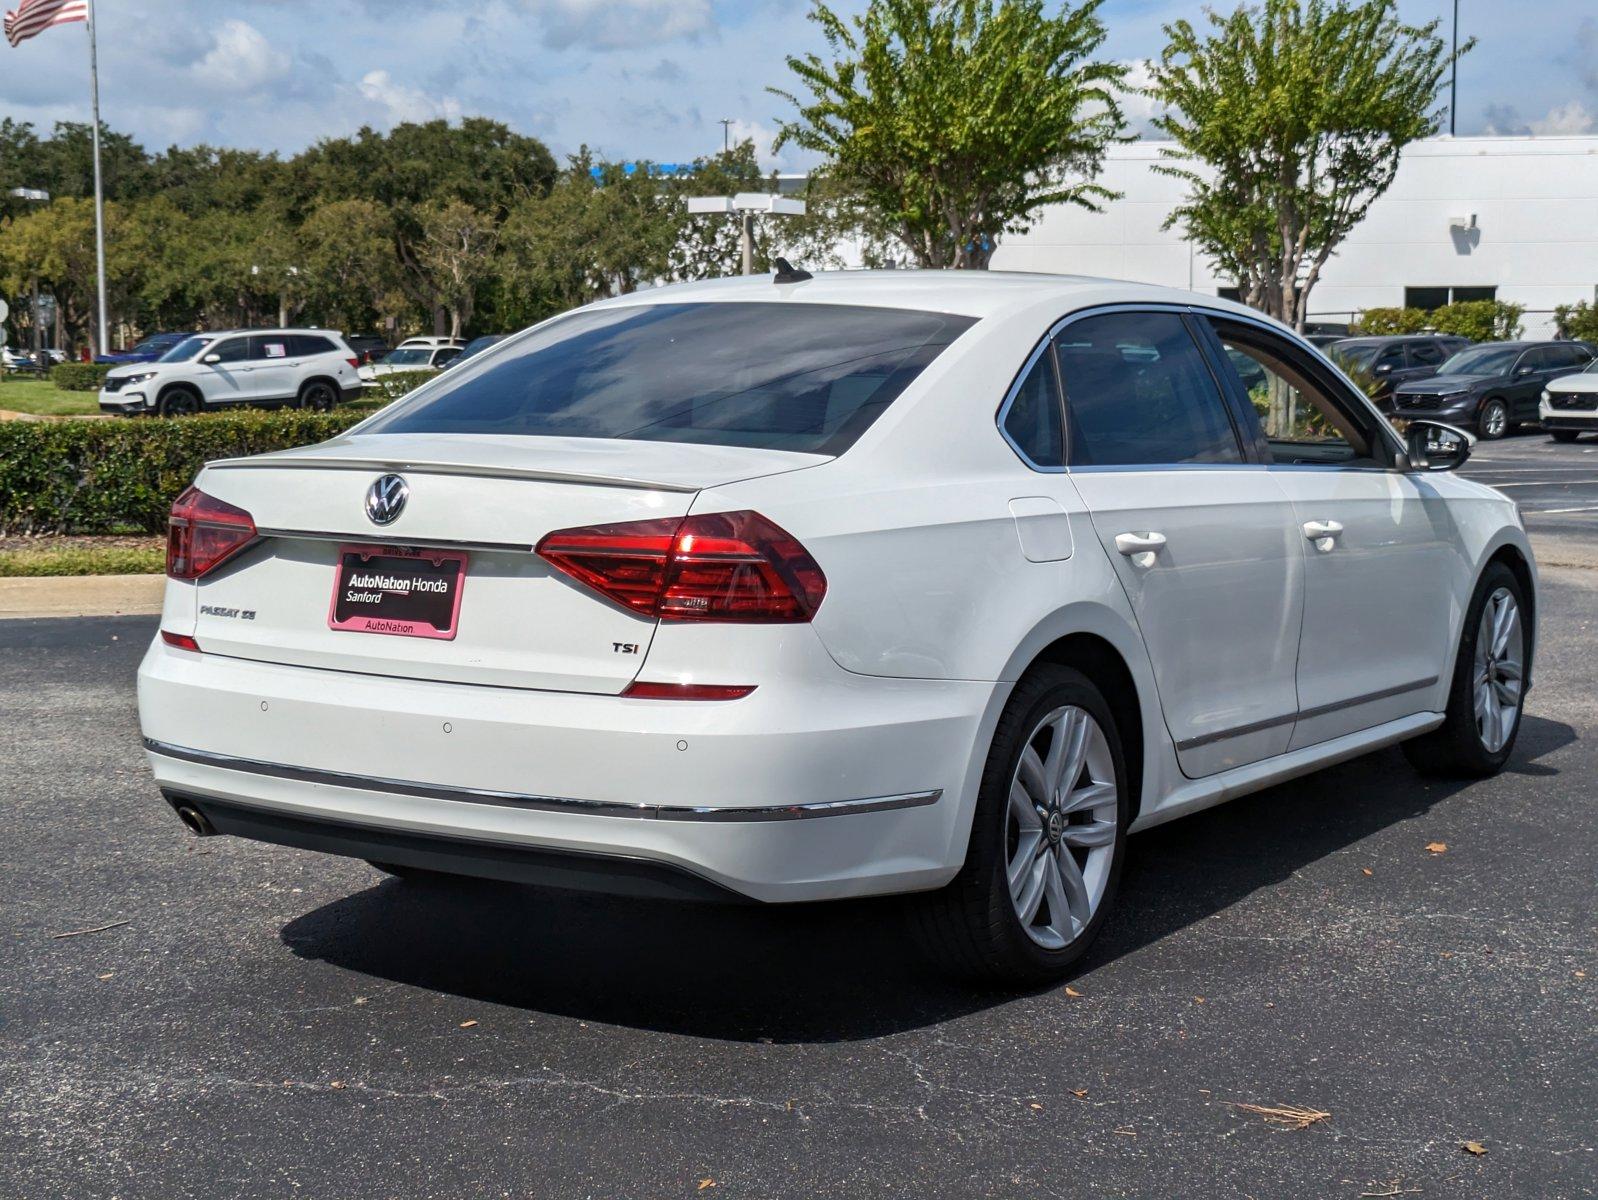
left=172, top=802, right=217, bottom=837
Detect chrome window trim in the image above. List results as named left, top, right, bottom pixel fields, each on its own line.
left=143, top=738, right=941, bottom=823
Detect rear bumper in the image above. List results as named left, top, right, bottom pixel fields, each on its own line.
left=137, top=636, right=1001, bottom=902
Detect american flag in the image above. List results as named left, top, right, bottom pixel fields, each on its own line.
left=4, top=0, right=87, bottom=47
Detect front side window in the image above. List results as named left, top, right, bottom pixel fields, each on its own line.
left=1055, top=312, right=1241, bottom=467
left=1001, top=351, right=1065, bottom=468
left=207, top=338, right=250, bottom=365
left=367, top=302, right=976, bottom=455
left=1211, top=320, right=1378, bottom=467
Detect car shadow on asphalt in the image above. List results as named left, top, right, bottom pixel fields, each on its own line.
left=279, top=713, right=1575, bottom=1044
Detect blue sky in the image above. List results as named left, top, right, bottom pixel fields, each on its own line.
left=1, top=0, right=1593, bottom=165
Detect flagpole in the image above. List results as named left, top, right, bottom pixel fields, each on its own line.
left=86, top=0, right=108, bottom=356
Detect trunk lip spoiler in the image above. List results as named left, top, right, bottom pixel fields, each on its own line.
left=204, top=455, right=703, bottom=494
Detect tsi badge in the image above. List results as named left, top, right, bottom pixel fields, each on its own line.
left=365, top=474, right=409, bottom=526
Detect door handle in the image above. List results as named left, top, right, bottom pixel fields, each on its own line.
left=1114, top=531, right=1166, bottom=565
left=1303, top=519, right=1344, bottom=551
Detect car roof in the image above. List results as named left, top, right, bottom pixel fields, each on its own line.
left=589, top=269, right=1273, bottom=325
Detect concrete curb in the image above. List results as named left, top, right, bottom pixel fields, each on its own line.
left=0, top=574, right=164, bottom=619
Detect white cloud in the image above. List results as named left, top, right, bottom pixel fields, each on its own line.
left=1113, top=59, right=1163, bottom=136
left=1529, top=101, right=1596, bottom=136
left=520, top=0, right=714, bottom=51
left=191, top=20, right=290, bottom=93
left=724, top=118, right=786, bottom=171
left=359, top=70, right=465, bottom=126
left=1484, top=100, right=1597, bottom=137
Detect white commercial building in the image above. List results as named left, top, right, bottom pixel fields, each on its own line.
left=991, top=135, right=1598, bottom=337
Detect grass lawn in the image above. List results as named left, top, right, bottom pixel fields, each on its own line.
left=0, top=378, right=99, bottom=417
left=0, top=536, right=164, bottom=576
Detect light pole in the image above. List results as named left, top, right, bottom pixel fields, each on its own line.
left=6, top=187, right=50, bottom=361
left=718, top=119, right=734, bottom=154
left=685, top=193, right=808, bottom=275
left=1449, top=0, right=1460, bottom=137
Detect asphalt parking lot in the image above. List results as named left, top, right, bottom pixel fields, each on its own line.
left=1462, top=429, right=1598, bottom=540
left=1, top=437, right=1594, bottom=1200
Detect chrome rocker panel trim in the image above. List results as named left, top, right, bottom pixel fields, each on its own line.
left=143, top=738, right=942, bottom=822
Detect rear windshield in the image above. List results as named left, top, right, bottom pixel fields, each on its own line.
left=363, top=302, right=976, bottom=455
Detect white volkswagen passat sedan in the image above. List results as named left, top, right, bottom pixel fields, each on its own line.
left=138, top=272, right=1535, bottom=984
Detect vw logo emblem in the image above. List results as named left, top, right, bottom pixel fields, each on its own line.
left=365, top=474, right=409, bottom=526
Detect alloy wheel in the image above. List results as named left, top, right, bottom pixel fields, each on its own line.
left=1005, top=705, right=1119, bottom=950
left=1474, top=587, right=1524, bottom=753
left=1482, top=401, right=1507, bottom=438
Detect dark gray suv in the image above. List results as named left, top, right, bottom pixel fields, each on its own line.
left=1327, top=335, right=1469, bottom=410
left=1391, top=340, right=1596, bottom=439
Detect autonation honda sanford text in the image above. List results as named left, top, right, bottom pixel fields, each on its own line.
left=328, top=546, right=467, bottom=640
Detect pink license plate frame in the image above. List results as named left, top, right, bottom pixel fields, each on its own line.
left=328, top=543, right=467, bottom=641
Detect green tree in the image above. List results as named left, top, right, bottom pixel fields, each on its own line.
left=1145, top=0, right=1468, bottom=330
left=0, top=196, right=132, bottom=351
left=1552, top=302, right=1598, bottom=343
left=299, top=118, right=556, bottom=330
left=772, top=0, right=1126, bottom=269
left=417, top=200, right=499, bottom=338
left=295, top=199, right=405, bottom=334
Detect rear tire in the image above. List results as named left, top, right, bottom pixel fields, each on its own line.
left=297, top=379, right=338, bottom=412
left=909, top=664, right=1129, bottom=986
left=1477, top=398, right=1509, bottom=440
left=1550, top=430, right=1579, bottom=444
left=1403, top=562, right=1527, bottom=778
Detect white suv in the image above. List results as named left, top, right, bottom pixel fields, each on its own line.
left=99, top=330, right=363, bottom=417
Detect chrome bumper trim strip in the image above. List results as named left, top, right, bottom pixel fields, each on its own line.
left=1174, top=676, right=1440, bottom=752
left=143, top=738, right=941, bottom=822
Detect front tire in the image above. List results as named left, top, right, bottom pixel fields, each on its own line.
left=1478, top=398, right=1509, bottom=440
left=158, top=387, right=203, bottom=418
left=1403, top=562, right=1527, bottom=777
left=910, top=665, right=1129, bottom=986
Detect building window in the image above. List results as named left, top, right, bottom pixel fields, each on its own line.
left=1405, top=286, right=1496, bottom=311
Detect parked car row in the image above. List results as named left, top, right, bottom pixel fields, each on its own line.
left=1325, top=334, right=1596, bottom=441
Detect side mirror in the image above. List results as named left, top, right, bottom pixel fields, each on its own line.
left=1405, top=420, right=1474, bottom=472
left=1375, top=363, right=1393, bottom=374
left=202, top=353, right=221, bottom=365
left=1515, top=366, right=1535, bottom=377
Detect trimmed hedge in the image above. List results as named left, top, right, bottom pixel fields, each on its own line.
left=0, top=408, right=369, bottom=535
left=52, top=363, right=115, bottom=391
left=1352, top=307, right=1429, bottom=336
left=368, top=369, right=443, bottom=401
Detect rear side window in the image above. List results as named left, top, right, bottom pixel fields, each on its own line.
left=250, top=335, right=290, bottom=361
left=1409, top=340, right=1445, bottom=367
left=1055, top=312, right=1242, bottom=467
left=289, top=335, right=337, bottom=356
left=366, top=302, right=977, bottom=455
left=1001, top=351, right=1065, bottom=468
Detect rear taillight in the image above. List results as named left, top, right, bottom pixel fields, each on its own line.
left=536, top=510, right=826, bottom=622
left=345, top=356, right=360, bottom=369
left=167, top=486, right=257, bottom=580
